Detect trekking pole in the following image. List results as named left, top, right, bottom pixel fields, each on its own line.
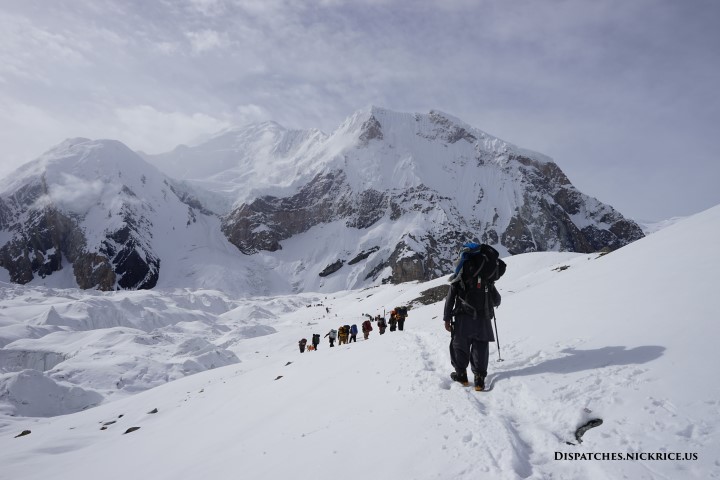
left=493, top=312, right=504, bottom=362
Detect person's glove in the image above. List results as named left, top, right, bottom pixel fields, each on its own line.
left=444, top=321, right=452, bottom=333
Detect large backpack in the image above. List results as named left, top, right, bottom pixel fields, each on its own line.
left=329, top=329, right=337, bottom=339
left=448, top=243, right=506, bottom=318
left=362, top=320, right=372, bottom=331
left=312, top=334, right=320, bottom=344
left=396, top=306, right=408, bottom=317
left=449, top=243, right=506, bottom=285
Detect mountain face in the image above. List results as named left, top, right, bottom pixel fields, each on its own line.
left=0, top=139, right=224, bottom=290
left=0, top=108, right=644, bottom=293
left=212, top=108, right=644, bottom=287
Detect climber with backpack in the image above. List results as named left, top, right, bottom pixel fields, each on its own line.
left=388, top=310, right=398, bottom=332
left=396, top=306, right=408, bottom=331
left=338, top=325, right=349, bottom=345
left=311, top=333, right=321, bottom=351
left=444, top=242, right=505, bottom=391
left=376, top=315, right=387, bottom=334
left=349, top=324, right=358, bottom=342
left=299, top=338, right=307, bottom=353
left=324, top=328, right=338, bottom=347
left=361, top=319, right=373, bottom=340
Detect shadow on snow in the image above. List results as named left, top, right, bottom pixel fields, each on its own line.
left=487, top=345, right=665, bottom=390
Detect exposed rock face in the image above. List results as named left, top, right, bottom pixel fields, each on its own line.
left=319, top=260, right=344, bottom=277
left=348, top=247, right=379, bottom=265
left=0, top=139, right=192, bottom=290
left=73, top=252, right=115, bottom=290
left=99, top=214, right=160, bottom=290
left=0, top=190, right=160, bottom=290
left=413, top=284, right=450, bottom=305
left=359, top=116, right=384, bottom=145
left=499, top=154, right=644, bottom=254
left=221, top=171, right=388, bottom=255
left=388, top=243, right=426, bottom=283
left=221, top=157, right=643, bottom=285
left=0, top=179, right=90, bottom=285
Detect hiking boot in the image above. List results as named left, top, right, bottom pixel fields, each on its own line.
left=450, top=371, right=469, bottom=386
left=474, top=374, right=486, bottom=391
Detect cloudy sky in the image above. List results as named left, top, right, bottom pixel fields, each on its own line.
left=1, top=0, right=718, bottom=221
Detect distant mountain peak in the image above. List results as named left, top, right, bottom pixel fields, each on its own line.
left=0, top=106, right=645, bottom=294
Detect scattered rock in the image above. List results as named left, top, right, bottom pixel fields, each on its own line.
left=596, top=247, right=611, bottom=258
left=319, top=260, right=345, bottom=277
left=100, top=426, right=107, bottom=431
left=148, top=408, right=158, bottom=414
left=413, top=284, right=449, bottom=305
left=285, top=361, right=293, bottom=366
left=552, top=265, right=570, bottom=272
left=574, top=418, right=603, bottom=444
left=123, top=427, right=141, bottom=435
left=14, top=430, right=31, bottom=438
left=103, top=420, right=116, bottom=426
left=274, top=375, right=283, bottom=381
left=348, top=247, right=380, bottom=265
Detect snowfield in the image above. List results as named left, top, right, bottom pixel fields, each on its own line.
left=0, top=205, right=718, bottom=479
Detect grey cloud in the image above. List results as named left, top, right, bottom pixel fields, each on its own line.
left=0, top=0, right=718, bottom=220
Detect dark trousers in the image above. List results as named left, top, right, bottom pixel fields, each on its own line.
left=299, top=345, right=306, bottom=353
left=350, top=334, right=357, bottom=342
left=450, top=333, right=489, bottom=377
left=398, top=319, right=405, bottom=331
left=329, top=339, right=335, bottom=347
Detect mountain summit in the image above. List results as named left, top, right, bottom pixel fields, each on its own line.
left=212, top=107, right=644, bottom=289
left=0, top=107, right=643, bottom=293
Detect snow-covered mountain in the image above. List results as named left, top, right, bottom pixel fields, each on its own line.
left=0, top=204, right=717, bottom=479
left=149, top=106, right=643, bottom=290
left=0, top=107, right=643, bottom=293
left=0, top=138, right=269, bottom=293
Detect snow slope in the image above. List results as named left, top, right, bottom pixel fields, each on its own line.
left=0, top=205, right=718, bottom=479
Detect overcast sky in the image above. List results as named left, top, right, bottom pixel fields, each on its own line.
left=1, top=0, right=718, bottom=221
